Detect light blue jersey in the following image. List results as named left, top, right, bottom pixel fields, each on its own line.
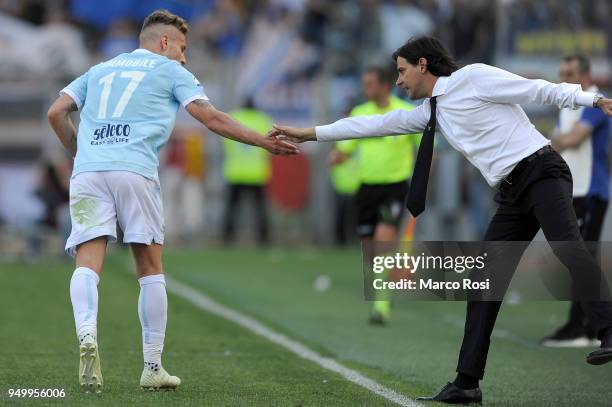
left=61, top=48, right=208, bottom=180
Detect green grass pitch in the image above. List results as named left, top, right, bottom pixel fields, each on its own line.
left=1, top=247, right=611, bottom=406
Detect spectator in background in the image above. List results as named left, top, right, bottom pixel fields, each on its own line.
left=311, top=0, right=382, bottom=77
left=99, top=18, right=138, bottom=60
left=448, top=0, right=495, bottom=65
left=351, top=0, right=383, bottom=63
left=222, top=99, right=273, bottom=245
left=38, top=8, right=90, bottom=78
left=379, top=0, right=433, bottom=55
left=182, top=131, right=208, bottom=238
left=30, top=155, right=71, bottom=255
left=328, top=143, right=359, bottom=247
left=300, top=0, right=330, bottom=48
left=161, top=125, right=208, bottom=243
left=543, top=54, right=611, bottom=348
left=10, top=0, right=48, bottom=25
left=34, top=156, right=70, bottom=231
left=192, top=0, right=246, bottom=58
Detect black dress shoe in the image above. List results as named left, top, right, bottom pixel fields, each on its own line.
left=587, top=330, right=612, bottom=365
left=417, top=382, right=482, bottom=404
left=586, top=347, right=612, bottom=365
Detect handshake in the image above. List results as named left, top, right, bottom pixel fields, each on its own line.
left=260, top=125, right=317, bottom=156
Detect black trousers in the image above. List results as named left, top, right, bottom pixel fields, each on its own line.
left=222, top=184, right=269, bottom=245
left=566, top=196, right=609, bottom=333
left=457, top=149, right=612, bottom=379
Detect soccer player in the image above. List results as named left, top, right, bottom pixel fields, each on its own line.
left=273, top=36, right=612, bottom=404
left=47, top=9, right=296, bottom=393
left=328, top=66, right=421, bottom=324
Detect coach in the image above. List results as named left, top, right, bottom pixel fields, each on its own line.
left=273, top=36, right=612, bottom=404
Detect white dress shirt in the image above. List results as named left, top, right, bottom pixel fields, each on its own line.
left=316, top=63, right=597, bottom=187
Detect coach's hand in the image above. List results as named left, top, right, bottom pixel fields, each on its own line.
left=260, top=133, right=300, bottom=156
left=596, top=97, right=612, bottom=117
left=272, top=125, right=317, bottom=143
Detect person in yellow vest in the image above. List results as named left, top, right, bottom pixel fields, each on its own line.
left=329, top=66, right=422, bottom=325
left=329, top=139, right=360, bottom=246
left=182, top=131, right=207, bottom=237
left=222, top=99, right=272, bottom=245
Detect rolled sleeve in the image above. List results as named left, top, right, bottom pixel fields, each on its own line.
left=575, top=92, right=596, bottom=108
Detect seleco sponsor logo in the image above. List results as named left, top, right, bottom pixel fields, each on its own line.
left=93, top=123, right=131, bottom=140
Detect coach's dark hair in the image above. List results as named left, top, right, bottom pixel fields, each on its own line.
left=392, top=36, right=458, bottom=77
left=364, top=65, right=394, bottom=87
left=141, top=9, right=189, bottom=35
left=562, top=54, right=590, bottom=74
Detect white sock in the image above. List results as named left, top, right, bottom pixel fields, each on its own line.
left=138, top=274, right=167, bottom=372
left=70, top=267, right=100, bottom=343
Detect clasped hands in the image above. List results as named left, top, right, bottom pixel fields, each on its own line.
left=261, top=125, right=316, bottom=156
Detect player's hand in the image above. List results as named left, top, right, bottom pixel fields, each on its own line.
left=596, top=97, right=612, bottom=117
left=272, top=125, right=316, bottom=143
left=260, top=133, right=299, bottom=156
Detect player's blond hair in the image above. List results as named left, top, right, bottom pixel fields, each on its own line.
left=140, top=9, right=189, bottom=37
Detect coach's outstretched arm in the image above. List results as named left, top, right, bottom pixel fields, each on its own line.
left=274, top=105, right=429, bottom=143
left=186, top=99, right=299, bottom=156
left=47, top=94, right=79, bottom=157
left=468, top=64, right=612, bottom=115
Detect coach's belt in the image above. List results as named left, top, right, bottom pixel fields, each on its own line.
left=502, top=145, right=553, bottom=186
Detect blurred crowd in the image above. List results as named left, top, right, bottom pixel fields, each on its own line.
left=507, top=0, right=610, bottom=31
left=0, top=0, right=501, bottom=80
left=2, top=0, right=609, bottom=79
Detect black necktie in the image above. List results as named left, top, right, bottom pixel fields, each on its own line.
left=406, top=96, right=437, bottom=217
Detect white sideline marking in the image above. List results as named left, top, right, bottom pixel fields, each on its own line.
left=165, top=276, right=420, bottom=407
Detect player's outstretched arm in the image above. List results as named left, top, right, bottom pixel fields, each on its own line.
left=47, top=94, right=79, bottom=157
left=186, top=100, right=298, bottom=156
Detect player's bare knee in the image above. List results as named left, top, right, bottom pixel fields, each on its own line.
left=136, top=264, right=163, bottom=278
left=76, top=262, right=104, bottom=275
left=75, top=238, right=107, bottom=275
left=131, top=243, right=163, bottom=278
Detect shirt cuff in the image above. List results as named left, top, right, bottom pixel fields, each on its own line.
left=181, top=94, right=209, bottom=108
left=60, top=88, right=83, bottom=110
left=315, top=125, right=335, bottom=141
left=575, top=91, right=597, bottom=108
